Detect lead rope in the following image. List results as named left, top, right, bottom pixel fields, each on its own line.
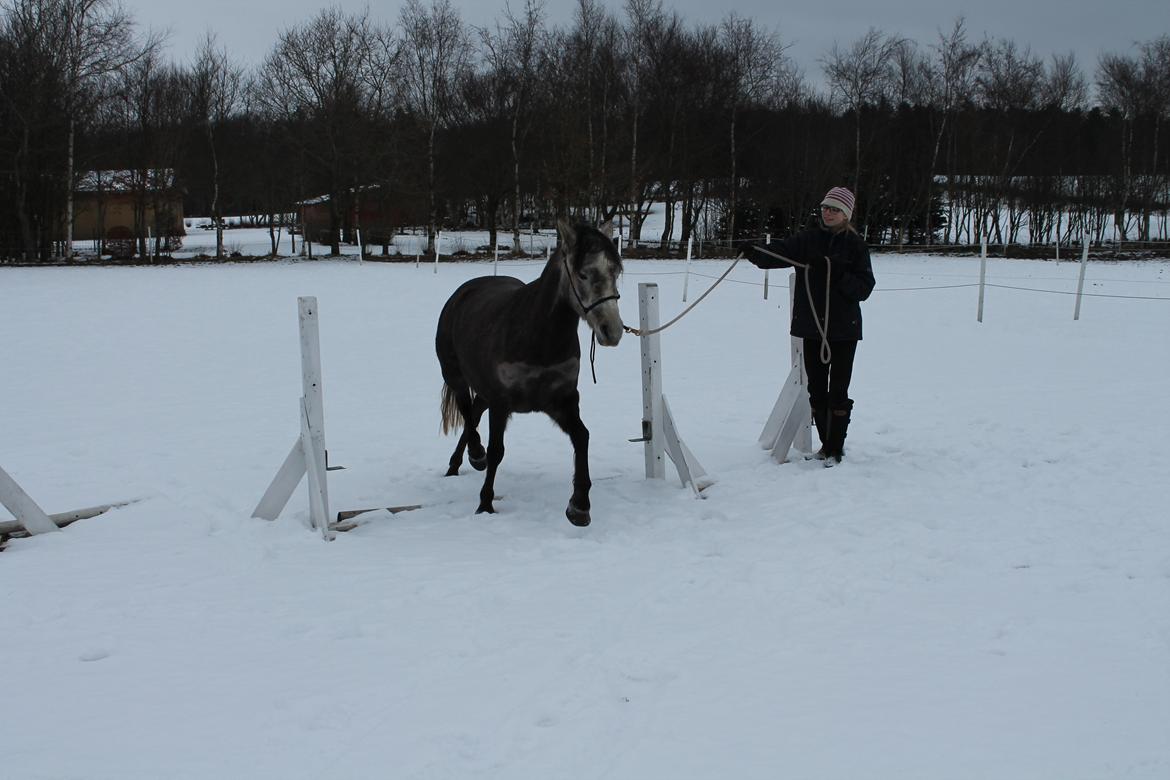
left=623, top=256, right=743, bottom=337
left=624, top=249, right=834, bottom=365
left=740, top=246, right=834, bottom=365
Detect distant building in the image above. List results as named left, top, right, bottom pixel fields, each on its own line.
left=73, top=169, right=185, bottom=247
left=298, top=185, right=425, bottom=246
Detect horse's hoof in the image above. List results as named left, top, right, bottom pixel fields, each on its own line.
left=476, top=504, right=495, bottom=515
left=445, top=465, right=459, bottom=477
left=469, top=455, right=487, bottom=471
left=566, top=504, right=591, bottom=527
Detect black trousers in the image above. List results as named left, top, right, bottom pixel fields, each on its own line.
left=803, top=338, right=858, bottom=407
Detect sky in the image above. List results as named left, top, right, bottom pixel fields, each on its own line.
left=123, top=0, right=1167, bottom=90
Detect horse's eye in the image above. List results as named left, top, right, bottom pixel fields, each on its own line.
left=577, top=271, right=588, bottom=281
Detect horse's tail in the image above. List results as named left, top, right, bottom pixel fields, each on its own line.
left=440, top=383, right=463, bottom=436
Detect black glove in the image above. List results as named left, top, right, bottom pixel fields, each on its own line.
left=804, top=254, right=827, bottom=271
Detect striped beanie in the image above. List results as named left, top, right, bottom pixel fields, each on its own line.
left=821, top=187, right=856, bottom=221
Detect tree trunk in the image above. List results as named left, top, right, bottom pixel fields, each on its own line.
left=728, top=112, right=737, bottom=247
left=628, top=107, right=639, bottom=242
left=208, top=125, right=223, bottom=260
left=64, top=116, right=75, bottom=260
left=427, top=121, right=437, bottom=255
left=511, top=112, right=522, bottom=251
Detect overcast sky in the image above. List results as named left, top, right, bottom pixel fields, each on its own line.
left=123, top=0, right=1166, bottom=91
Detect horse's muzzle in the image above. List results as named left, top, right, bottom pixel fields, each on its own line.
left=592, top=317, right=623, bottom=347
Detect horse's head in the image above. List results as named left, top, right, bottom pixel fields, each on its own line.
left=557, top=218, right=624, bottom=347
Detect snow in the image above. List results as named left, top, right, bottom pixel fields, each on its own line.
left=3, top=245, right=1170, bottom=778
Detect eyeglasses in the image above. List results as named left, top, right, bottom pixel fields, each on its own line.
left=821, top=205, right=843, bottom=214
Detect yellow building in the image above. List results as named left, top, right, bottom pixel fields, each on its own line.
left=73, top=169, right=185, bottom=247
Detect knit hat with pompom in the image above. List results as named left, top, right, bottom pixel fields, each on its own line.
left=820, top=187, right=855, bottom=221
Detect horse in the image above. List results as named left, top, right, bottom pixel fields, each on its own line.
left=435, top=219, right=624, bottom=526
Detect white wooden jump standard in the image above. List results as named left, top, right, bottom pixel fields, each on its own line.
left=758, top=280, right=814, bottom=462
left=0, top=465, right=140, bottom=538
left=636, top=283, right=712, bottom=495
left=0, top=465, right=58, bottom=535
left=252, top=296, right=334, bottom=541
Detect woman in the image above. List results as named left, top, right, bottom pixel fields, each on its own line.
left=742, top=187, right=876, bottom=463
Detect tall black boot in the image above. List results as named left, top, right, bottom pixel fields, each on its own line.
left=809, top=396, right=830, bottom=460
left=824, top=399, right=853, bottom=464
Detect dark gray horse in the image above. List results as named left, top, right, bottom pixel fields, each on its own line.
left=435, top=219, right=624, bottom=526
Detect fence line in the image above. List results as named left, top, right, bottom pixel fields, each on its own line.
left=677, top=269, right=1170, bottom=301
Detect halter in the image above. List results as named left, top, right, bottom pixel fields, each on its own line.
left=561, top=253, right=620, bottom=315
left=561, top=252, right=621, bottom=384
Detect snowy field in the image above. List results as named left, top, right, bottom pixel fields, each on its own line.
left=3, top=249, right=1170, bottom=778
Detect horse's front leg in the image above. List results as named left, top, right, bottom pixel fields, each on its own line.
left=550, top=398, right=592, bottom=527
left=476, top=405, right=508, bottom=514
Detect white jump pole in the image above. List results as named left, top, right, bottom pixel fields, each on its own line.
left=493, top=241, right=499, bottom=275
left=682, top=237, right=693, bottom=302
left=977, top=237, right=988, bottom=322
left=252, top=296, right=334, bottom=541
left=356, top=228, right=364, bottom=262
left=1074, top=233, right=1089, bottom=321
left=433, top=232, right=440, bottom=274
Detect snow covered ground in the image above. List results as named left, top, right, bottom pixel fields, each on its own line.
left=3, top=248, right=1169, bottom=778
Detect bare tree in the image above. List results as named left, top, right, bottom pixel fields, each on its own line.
left=479, top=0, right=545, bottom=251
left=253, top=8, right=397, bottom=255
left=400, top=0, right=469, bottom=254
left=619, top=0, right=663, bottom=243
left=719, top=13, right=785, bottom=244
left=190, top=33, right=242, bottom=259
left=1097, top=49, right=1145, bottom=240
left=926, top=18, right=981, bottom=243
left=823, top=27, right=904, bottom=196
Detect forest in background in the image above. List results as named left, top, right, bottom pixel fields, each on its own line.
left=2, top=0, right=1168, bottom=261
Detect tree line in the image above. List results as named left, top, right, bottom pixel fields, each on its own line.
left=2, top=0, right=1168, bottom=261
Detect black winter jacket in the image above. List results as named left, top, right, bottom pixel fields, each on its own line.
left=746, top=222, right=876, bottom=340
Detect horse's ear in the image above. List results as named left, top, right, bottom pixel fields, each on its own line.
left=598, top=220, right=614, bottom=242
left=556, top=217, right=576, bottom=253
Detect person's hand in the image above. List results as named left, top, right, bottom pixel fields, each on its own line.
left=805, top=254, right=827, bottom=271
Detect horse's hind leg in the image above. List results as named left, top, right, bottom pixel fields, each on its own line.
left=465, top=395, right=488, bottom=471
left=476, top=405, right=509, bottom=514
left=548, top=396, right=592, bottom=527
left=445, top=388, right=487, bottom=476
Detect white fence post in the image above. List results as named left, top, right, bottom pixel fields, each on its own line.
left=494, top=240, right=499, bottom=275
left=763, top=234, right=771, bottom=300
left=433, top=232, right=440, bottom=274
left=682, top=237, right=693, bottom=302
left=356, top=228, right=364, bottom=262
left=252, top=296, right=335, bottom=541
left=1074, top=234, right=1089, bottom=320
left=977, top=238, right=988, bottom=322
